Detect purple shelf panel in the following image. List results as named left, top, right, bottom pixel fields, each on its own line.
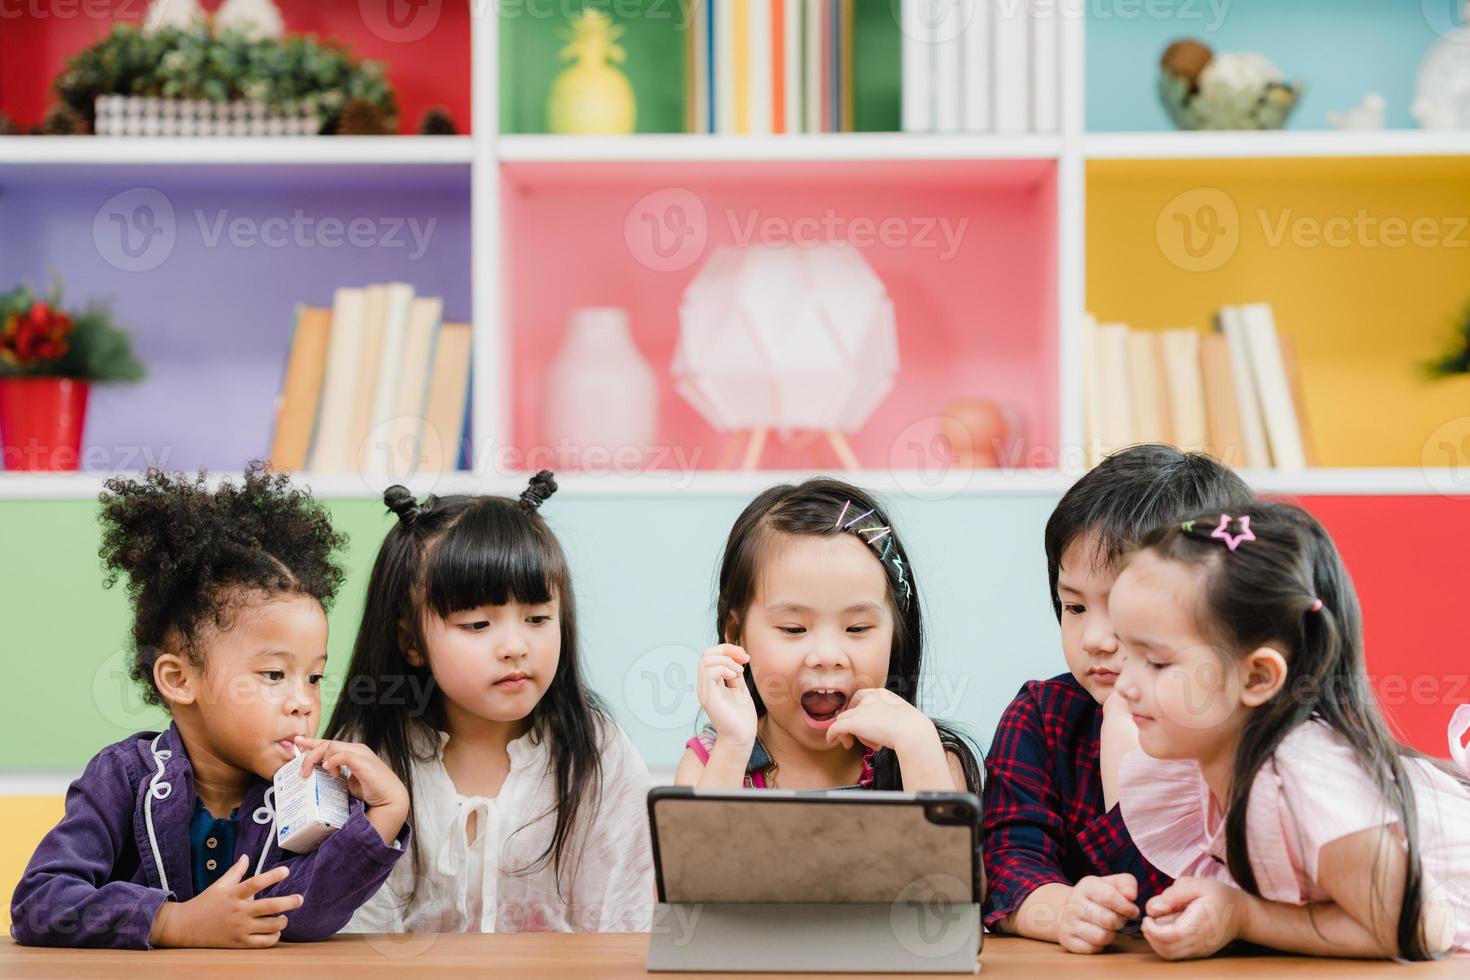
left=0, top=165, right=472, bottom=473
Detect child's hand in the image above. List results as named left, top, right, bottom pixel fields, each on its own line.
left=1141, top=878, right=1246, bottom=960
left=1056, top=873, right=1140, bottom=954
left=697, top=644, right=757, bottom=745
left=292, top=736, right=408, bottom=845
left=150, top=856, right=301, bottom=948
left=824, top=688, right=934, bottom=754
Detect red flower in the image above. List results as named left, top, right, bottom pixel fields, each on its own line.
left=1, top=301, right=74, bottom=368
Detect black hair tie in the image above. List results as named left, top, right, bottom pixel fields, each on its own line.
left=384, top=485, right=421, bottom=526
left=518, top=470, right=558, bottom=512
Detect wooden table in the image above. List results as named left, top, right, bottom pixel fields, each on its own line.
left=1, top=933, right=1466, bottom=978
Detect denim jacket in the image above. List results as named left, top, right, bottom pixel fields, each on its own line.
left=10, top=723, right=410, bottom=948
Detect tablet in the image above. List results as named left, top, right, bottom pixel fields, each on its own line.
left=646, top=787, right=983, bottom=974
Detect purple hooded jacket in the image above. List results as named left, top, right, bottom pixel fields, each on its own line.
left=10, top=723, right=410, bottom=948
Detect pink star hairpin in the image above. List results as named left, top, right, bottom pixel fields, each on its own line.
left=1210, top=513, right=1255, bottom=552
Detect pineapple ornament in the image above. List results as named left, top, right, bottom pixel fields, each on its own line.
left=547, top=9, right=636, bottom=135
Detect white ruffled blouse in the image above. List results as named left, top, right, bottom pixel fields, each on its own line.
left=1119, top=712, right=1470, bottom=951
left=342, top=717, right=655, bottom=934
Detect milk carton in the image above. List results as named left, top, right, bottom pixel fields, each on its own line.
left=271, top=751, right=350, bottom=854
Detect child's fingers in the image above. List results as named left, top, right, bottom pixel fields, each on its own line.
left=246, top=931, right=282, bottom=948
left=1088, top=882, right=1141, bottom=920
left=1073, top=895, right=1128, bottom=933
left=1060, top=920, right=1112, bottom=953
left=295, top=738, right=332, bottom=777
left=217, top=854, right=250, bottom=887
left=251, top=894, right=303, bottom=916
left=1101, top=872, right=1139, bottom=903
left=240, top=865, right=290, bottom=897
left=251, top=915, right=289, bottom=935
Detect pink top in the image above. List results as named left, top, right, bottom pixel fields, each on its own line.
left=1119, top=707, right=1470, bottom=952
left=685, top=725, right=876, bottom=790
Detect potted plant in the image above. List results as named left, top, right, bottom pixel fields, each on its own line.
left=0, top=284, right=145, bottom=472
left=1427, top=303, right=1470, bottom=379
left=52, top=3, right=398, bottom=137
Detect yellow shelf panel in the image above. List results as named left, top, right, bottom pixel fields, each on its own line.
left=1087, top=157, right=1470, bottom=468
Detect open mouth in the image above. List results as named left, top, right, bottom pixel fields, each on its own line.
left=800, top=688, right=848, bottom=724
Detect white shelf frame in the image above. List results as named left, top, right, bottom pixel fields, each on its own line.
left=0, top=134, right=473, bottom=165
left=0, top=10, right=1461, bottom=500
left=0, top=468, right=1463, bottom=502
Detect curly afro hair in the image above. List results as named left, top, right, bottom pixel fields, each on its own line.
left=98, top=462, right=348, bottom=708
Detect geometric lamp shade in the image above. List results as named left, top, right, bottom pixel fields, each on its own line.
left=672, top=244, right=900, bottom=434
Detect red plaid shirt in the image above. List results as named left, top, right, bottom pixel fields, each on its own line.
left=982, top=673, right=1172, bottom=928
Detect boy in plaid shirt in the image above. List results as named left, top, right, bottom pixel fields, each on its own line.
left=982, top=445, right=1252, bottom=953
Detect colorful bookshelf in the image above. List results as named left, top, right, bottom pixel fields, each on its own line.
left=0, top=1, right=1466, bottom=808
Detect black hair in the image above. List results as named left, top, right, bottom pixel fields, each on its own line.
left=713, top=477, right=982, bottom=792
left=97, top=462, right=347, bottom=707
left=1135, top=500, right=1470, bottom=961
left=1044, top=444, right=1254, bottom=619
left=324, top=471, right=606, bottom=900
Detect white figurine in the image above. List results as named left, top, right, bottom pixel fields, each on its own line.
left=1328, top=93, right=1386, bottom=130
left=142, top=0, right=203, bottom=33
left=215, top=0, right=286, bottom=41
left=1415, top=1, right=1470, bottom=129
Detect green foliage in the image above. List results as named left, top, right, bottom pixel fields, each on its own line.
left=0, top=283, right=146, bottom=384
left=1426, top=301, right=1470, bottom=378
left=54, top=24, right=397, bottom=134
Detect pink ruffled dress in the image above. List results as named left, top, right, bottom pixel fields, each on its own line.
left=1119, top=706, right=1470, bottom=951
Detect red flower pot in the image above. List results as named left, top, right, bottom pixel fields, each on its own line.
left=0, top=377, right=90, bottom=471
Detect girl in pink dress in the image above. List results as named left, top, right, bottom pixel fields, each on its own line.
left=1106, top=500, right=1470, bottom=961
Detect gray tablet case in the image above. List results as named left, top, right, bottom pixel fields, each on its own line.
left=646, top=787, right=983, bottom=974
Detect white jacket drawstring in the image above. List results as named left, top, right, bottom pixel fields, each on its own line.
left=144, top=732, right=173, bottom=893
left=252, top=788, right=277, bottom=877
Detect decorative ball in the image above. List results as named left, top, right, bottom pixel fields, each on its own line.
left=940, top=400, right=1011, bottom=469
left=336, top=98, right=391, bottom=136
left=418, top=106, right=458, bottom=136
left=1161, top=39, right=1213, bottom=87
left=39, top=103, right=89, bottom=136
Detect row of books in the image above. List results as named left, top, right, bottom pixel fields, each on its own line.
left=902, top=0, right=1060, bottom=135
left=1084, top=304, right=1319, bottom=471
left=269, top=283, right=472, bottom=476
left=686, top=0, right=857, bottom=134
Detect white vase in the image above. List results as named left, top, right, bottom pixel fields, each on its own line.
left=543, top=308, right=657, bottom=463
